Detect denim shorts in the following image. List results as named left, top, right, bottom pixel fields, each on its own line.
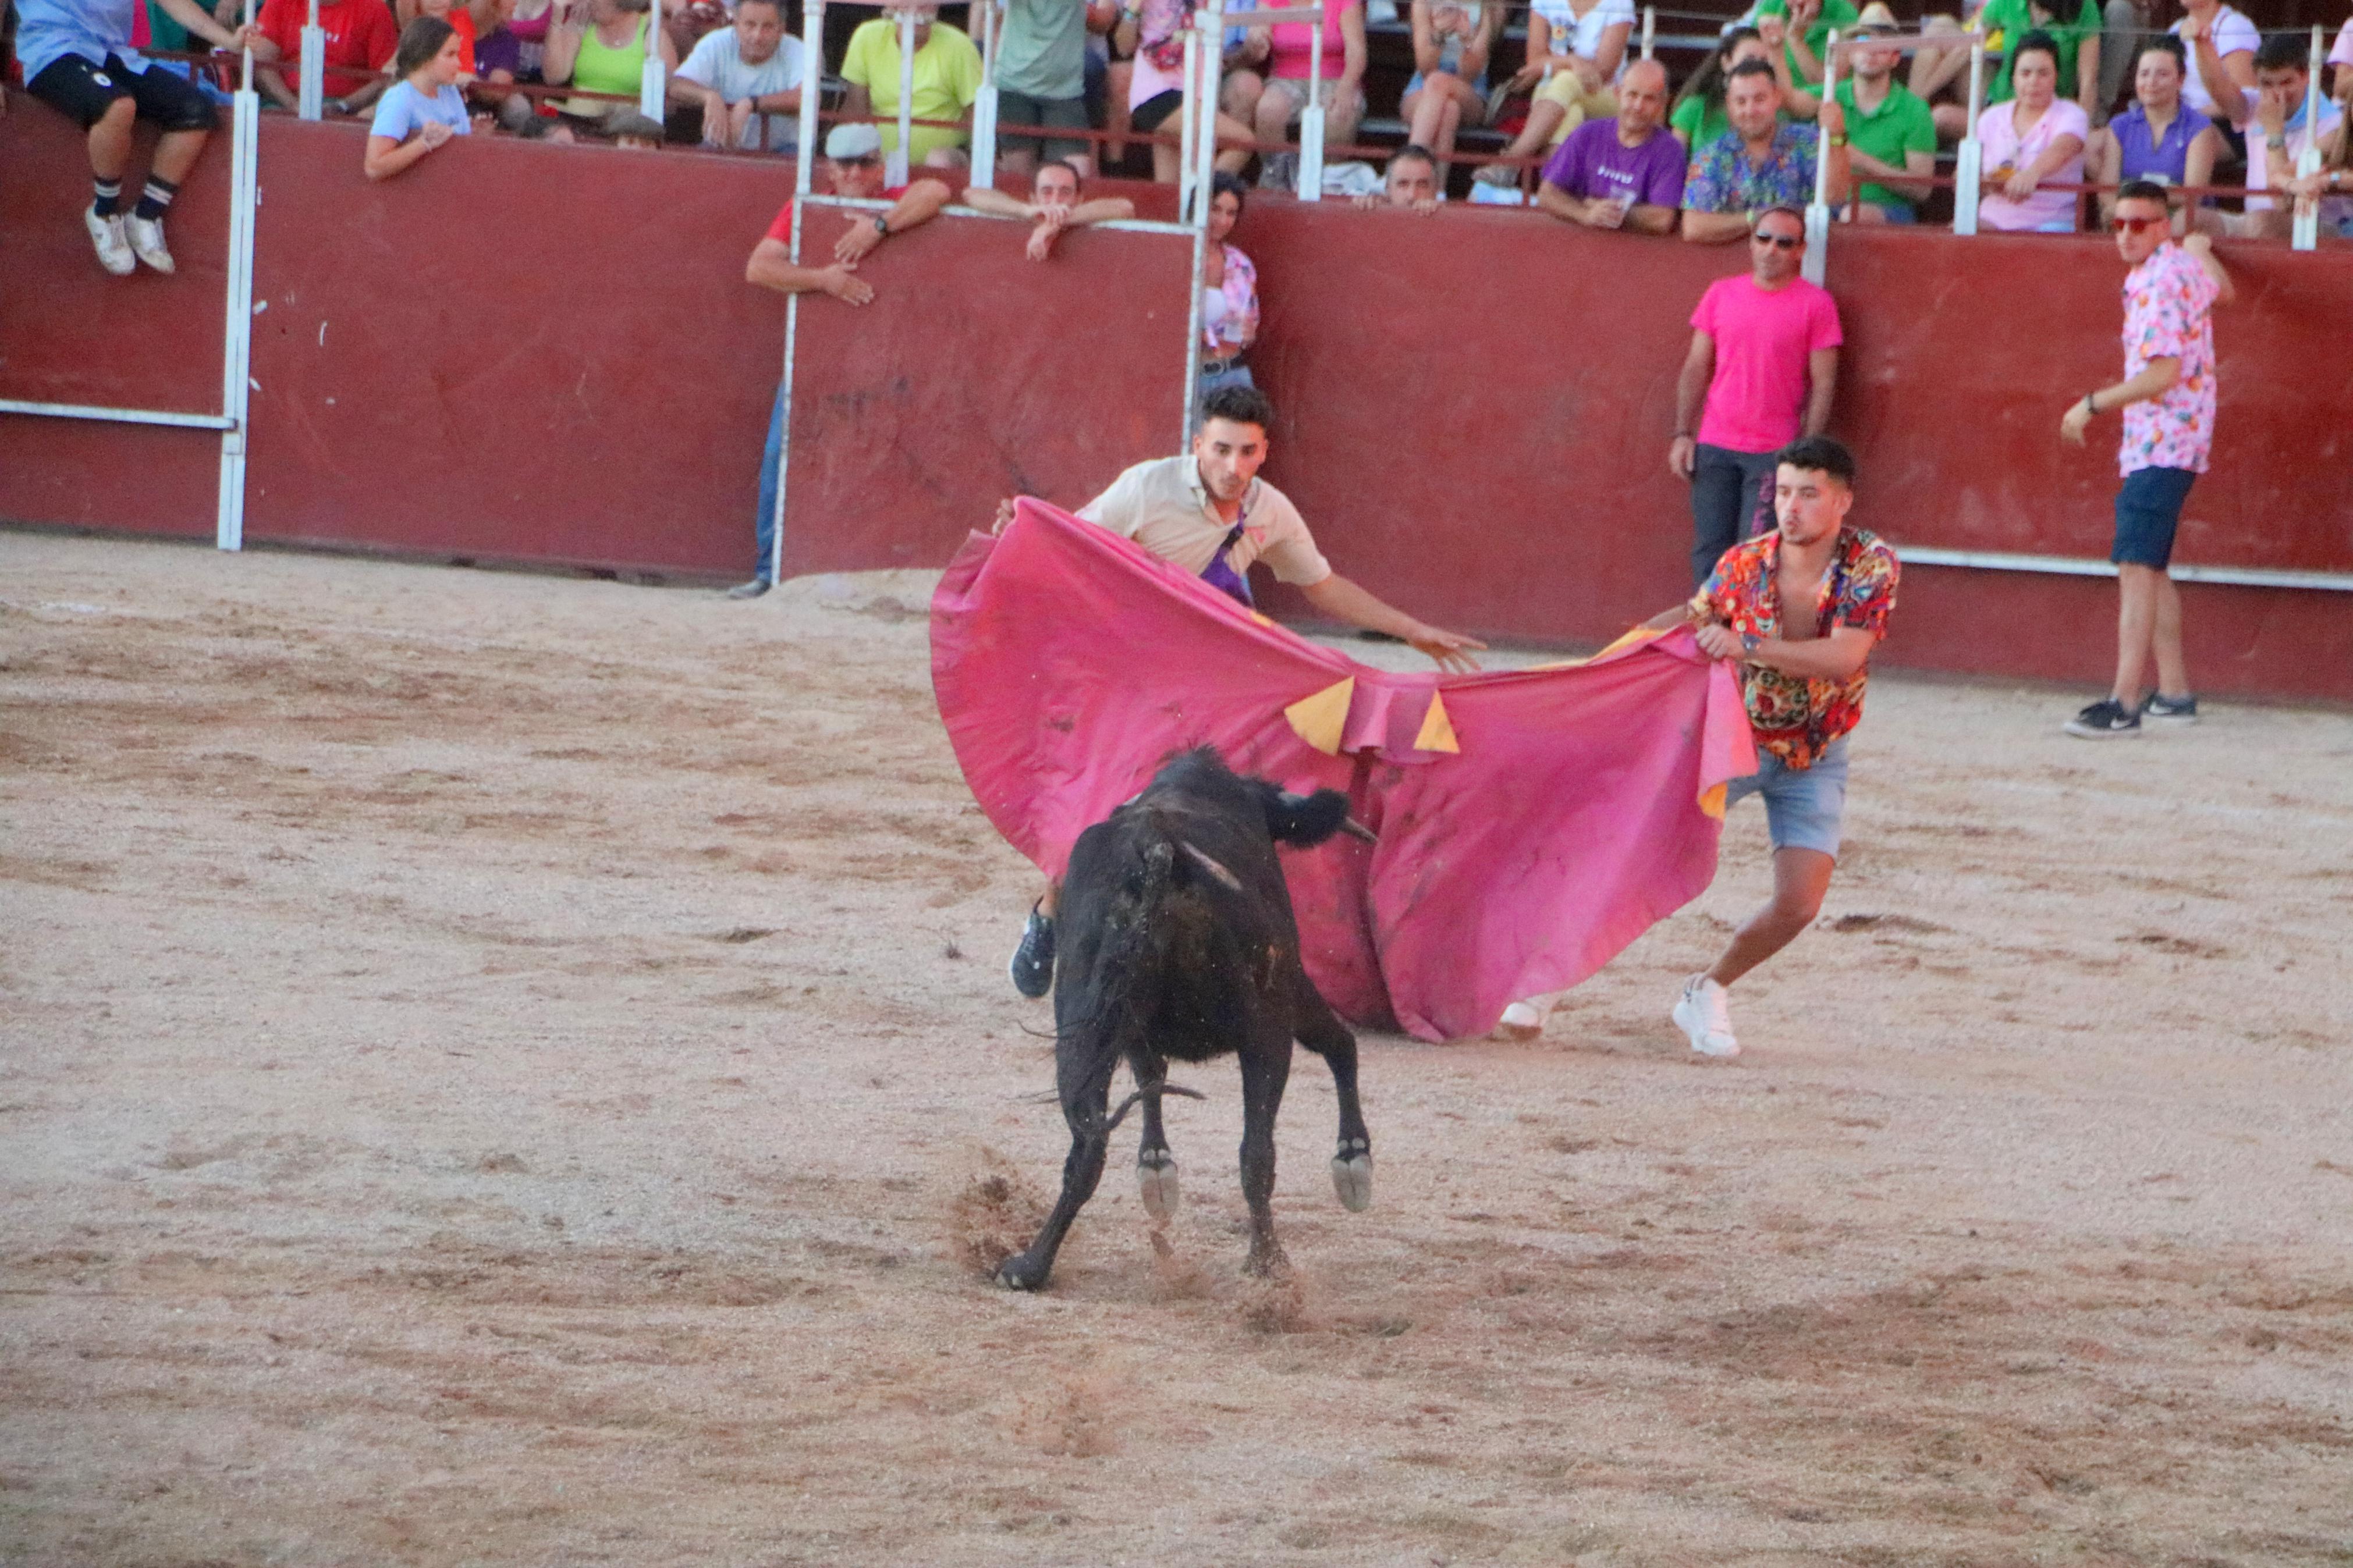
left=1724, top=735, right=1849, bottom=857
left=2113, top=465, right=2196, bottom=568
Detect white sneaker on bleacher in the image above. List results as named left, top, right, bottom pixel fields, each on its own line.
left=86, top=207, right=135, bottom=276
left=127, top=214, right=176, bottom=274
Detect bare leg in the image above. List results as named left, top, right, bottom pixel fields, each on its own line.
left=2151, top=569, right=2189, bottom=698
left=1213, top=111, right=1256, bottom=174
left=1105, top=59, right=1133, bottom=161
left=1493, top=97, right=1566, bottom=167
left=2111, top=563, right=2163, bottom=706
left=1706, top=847, right=1835, bottom=989
left=151, top=126, right=210, bottom=187
left=88, top=97, right=136, bottom=182
left=1322, top=83, right=1362, bottom=152
left=998, top=145, right=1038, bottom=182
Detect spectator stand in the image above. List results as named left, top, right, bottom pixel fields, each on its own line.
left=0, top=12, right=263, bottom=553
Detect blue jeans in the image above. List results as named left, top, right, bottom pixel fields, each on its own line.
left=751, top=381, right=785, bottom=583
left=1724, top=736, right=1850, bottom=857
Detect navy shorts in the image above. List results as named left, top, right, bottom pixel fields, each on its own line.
left=27, top=53, right=218, bottom=133
left=2112, top=465, right=2196, bottom=569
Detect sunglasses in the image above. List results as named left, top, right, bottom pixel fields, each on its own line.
left=1751, top=232, right=1802, bottom=249
left=2110, top=214, right=2168, bottom=233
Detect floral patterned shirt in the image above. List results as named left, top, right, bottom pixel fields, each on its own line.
left=2119, top=240, right=2220, bottom=477
left=1692, top=525, right=1901, bottom=770
left=1204, top=243, right=1258, bottom=357
left=1681, top=121, right=1820, bottom=215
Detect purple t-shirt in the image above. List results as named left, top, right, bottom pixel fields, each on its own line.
left=1539, top=117, right=1687, bottom=209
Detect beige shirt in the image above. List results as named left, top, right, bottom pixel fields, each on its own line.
left=1076, top=456, right=1333, bottom=587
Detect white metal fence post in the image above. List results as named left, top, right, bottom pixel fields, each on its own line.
left=890, top=6, right=915, bottom=185
left=1641, top=4, right=1654, bottom=61
left=218, top=4, right=261, bottom=551
left=796, top=0, right=824, bottom=186
left=1803, top=27, right=1838, bottom=284
left=1297, top=0, right=1324, bottom=200
left=2291, top=24, right=2323, bottom=251
left=297, top=0, right=324, bottom=119
left=1952, top=38, right=1984, bottom=235
left=971, top=0, right=1000, bottom=188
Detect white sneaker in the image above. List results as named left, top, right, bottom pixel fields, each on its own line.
left=1493, top=999, right=1549, bottom=1041
left=86, top=207, right=135, bottom=276
left=126, top=214, right=176, bottom=273
left=1671, top=975, right=1740, bottom=1058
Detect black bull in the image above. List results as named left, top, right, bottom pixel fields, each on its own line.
left=996, top=749, right=1375, bottom=1291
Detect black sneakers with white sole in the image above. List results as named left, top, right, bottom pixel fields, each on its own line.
left=2064, top=698, right=2142, bottom=738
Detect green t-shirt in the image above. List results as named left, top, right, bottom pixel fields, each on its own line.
left=1834, top=77, right=1937, bottom=214
left=1754, top=0, right=1861, bottom=86
left=995, top=0, right=1085, bottom=102
left=1672, top=93, right=1731, bottom=152
left=145, top=0, right=193, bottom=51
left=1979, top=0, right=2102, bottom=103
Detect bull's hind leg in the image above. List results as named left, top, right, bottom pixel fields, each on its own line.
left=1135, top=1059, right=1180, bottom=1222
left=996, top=1075, right=1111, bottom=1293
left=1294, top=975, right=1372, bottom=1213
left=1236, top=1034, right=1294, bottom=1276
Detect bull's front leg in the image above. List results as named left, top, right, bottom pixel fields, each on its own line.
left=1294, top=977, right=1372, bottom=1213
left=998, top=1076, right=1111, bottom=1293
left=1235, top=1037, right=1293, bottom=1277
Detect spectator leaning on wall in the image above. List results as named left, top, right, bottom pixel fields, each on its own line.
left=961, top=158, right=1137, bottom=260
left=1670, top=204, right=1843, bottom=589
left=2059, top=182, right=2232, bottom=739
left=1536, top=59, right=1684, bottom=234
left=364, top=16, right=474, bottom=180
left=729, top=122, right=953, bottom=599
left=2228, top=36, right=2347, bottom=240
left=1679, top=58, right=1850, bottom=244
left=1972, top=30, right=2088, bottom=233
left=1352, top=144, right=1443, bottom=212
left=840, top=2, right=982, bottom=169
left=17, top=0, right=257, bottom=276
left=674, top=0, right=803, bottom=154
left=251, top=0, right=399, bottom=116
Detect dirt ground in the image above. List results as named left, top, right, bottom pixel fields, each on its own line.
left=2, top=532, right=2350, bottom=1568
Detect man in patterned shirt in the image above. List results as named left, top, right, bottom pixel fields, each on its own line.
left=2059, top=181, right=2233, bottom=738
left=1681, top=58, right=1851, bottom=243
left=1652, top=435, right=1896, bottom=1058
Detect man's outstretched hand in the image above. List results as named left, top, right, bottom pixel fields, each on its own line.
left=1409, top=624, right=1487, bottom=674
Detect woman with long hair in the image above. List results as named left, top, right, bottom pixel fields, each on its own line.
left=1975, top=31, right=2088, bottom=232
left=2085, top=37, right=2220, bottom=226
left=364, top=16, right=471, bottom=179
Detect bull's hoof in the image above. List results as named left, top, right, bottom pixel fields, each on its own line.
left=1138, top=1148, right=1180, bottom=1221
left=1331, top=1150, right=1374, bottom=1213
left=1243, top=1237, right=1291, bottom=1278
left=995, top=1251, right=1050, bottom=1292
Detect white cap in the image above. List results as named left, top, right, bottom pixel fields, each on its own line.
left=825, top=122, right=884, bottom=160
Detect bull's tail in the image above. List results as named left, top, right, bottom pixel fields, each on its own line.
left=1059, top=815, right=1205, bottom=1135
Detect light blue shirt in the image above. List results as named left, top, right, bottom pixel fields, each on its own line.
left=17, top=0, right=150, bottom=84
left=370, top=79, right=471, bottom=143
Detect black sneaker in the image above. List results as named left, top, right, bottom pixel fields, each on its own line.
left=2064, top=698, right=2142, bottom=739
left=1009, top=904, right=1056, bottom=998
left=2141, top=692, right=2199, bottom=724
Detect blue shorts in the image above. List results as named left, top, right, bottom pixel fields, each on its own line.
left=1724, top=735, right=1849, bottom=858
left=2113, top=465, right=2196, bottom=569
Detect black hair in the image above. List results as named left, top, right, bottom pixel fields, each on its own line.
left=2255, top=33, right=2311, bottom=73
left=395, top=14, right=455, bottom=80
left=1201, top=384, right=1276, bottom=433
left=1210, top=170, right=1247, bottom=211
left=1389, top=143, right=1439, bottom=173
left=734, top=0, right=783, bottom=11
left=1039, top=157, right=1085, bottom=189
left=2116, top=177, right=2174, bottom=208
left=1774, top=435, right=1856, bottom=486
left=2010, top=28, right=2061, bottom=76
left=2135, top=33, right=2187, bottom=73
left=1674, top=24, right=1763, bottom=122
left=1726, top=56, right=1778, bottom=86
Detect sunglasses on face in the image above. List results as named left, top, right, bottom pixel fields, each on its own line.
left=2110, top=214, right=2167, bottom=233
left=1751, top=232, right=1802, bottom=249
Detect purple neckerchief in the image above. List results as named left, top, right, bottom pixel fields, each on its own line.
left=1199, top=522, right=1254, bottom=606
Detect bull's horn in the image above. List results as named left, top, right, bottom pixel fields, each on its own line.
left=1341, top=817, right=1378, bottom=844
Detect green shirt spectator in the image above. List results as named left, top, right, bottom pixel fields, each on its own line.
left=1834, top=76, right=1937, bottom=215
left=1981, top=0, right=2102, bottom=104
left=1754, top=0, right=1859, bottom=84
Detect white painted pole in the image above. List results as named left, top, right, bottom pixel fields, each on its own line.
left=1198, top=0, right=1225, bottom=202
left=1803, top=27, right=1837, bottom=284
left=1953, top=38, right=1984, bottom=235
left=796, top=0, right=823, bottom=188
left=890, top=6, right=915, bottom=185
left=1297, top=0, right=1324, bottom=199
left=1641, top=4, right=1654, bottom=62
left=218, top=4, right=261, bottom=551
left=639, top=5, right=666, bottom=117
left=297, top=0, right=324, bottom=118
left=2291, top=23, right=2323, bottom=250
left=971, top=0, right=999, bottom=187
left=1178, top=24, right=1200, bottom=218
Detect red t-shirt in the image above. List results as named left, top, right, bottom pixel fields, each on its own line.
left=763, top=187, right=910, bottom=245
left=259, top=0, right=400, bottom=94
left=445, top=7, right=477, bottom=74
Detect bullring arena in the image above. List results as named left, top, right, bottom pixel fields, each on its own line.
left=5, top=535, right=2350, bottom=1565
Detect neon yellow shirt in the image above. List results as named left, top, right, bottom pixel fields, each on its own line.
left=840, top=18, right=982, bottom=160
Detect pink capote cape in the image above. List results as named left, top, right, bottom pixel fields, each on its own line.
left=931, top=500, right=1758, bottom=1043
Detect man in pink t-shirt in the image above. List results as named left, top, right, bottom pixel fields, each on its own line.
left=1667, top=204, right=1843, bottom=586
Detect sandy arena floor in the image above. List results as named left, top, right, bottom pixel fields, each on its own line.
left=2, top=532, right=2350, bottom=1567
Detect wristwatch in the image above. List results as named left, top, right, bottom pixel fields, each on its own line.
left=869, top=214, right=890, bottom=241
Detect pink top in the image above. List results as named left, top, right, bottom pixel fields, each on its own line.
left=1976, top=97, right=2089, bottom=232
left=1690, top=275, right=1844, bottom=455
left=2119, top=241, right=2220, bottom=477
left=2334, top=18, right=2353, bottom=67
left=1269, top=0, right=1354, bottom=80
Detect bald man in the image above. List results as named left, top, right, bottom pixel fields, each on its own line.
left=1535, top=59, right=1687, bottom=234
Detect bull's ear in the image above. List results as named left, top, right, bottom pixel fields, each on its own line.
left=1261, top=784, right=1352, bottom=847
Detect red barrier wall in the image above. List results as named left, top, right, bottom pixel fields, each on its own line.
left=2, top=111, right=2346, bottom=701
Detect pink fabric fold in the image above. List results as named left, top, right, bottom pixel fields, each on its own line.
left=931, top=500, right=1758, bottom=1042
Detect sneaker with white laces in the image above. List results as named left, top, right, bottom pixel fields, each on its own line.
left=126, top=214, right=176, bottom=273
left=1493, top=999, right=1548, bottom=1041
left=2140, top=692, right=2199, bottom=725
left=2063, top=697, right=2141, bottom=739
left=85, top=207, right=135, bottom=276
left=1671, top=975, right=1740, bottom=1058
